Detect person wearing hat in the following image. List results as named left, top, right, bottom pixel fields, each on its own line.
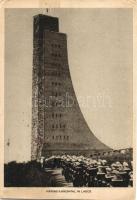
left=73, top=168, right=83, bottom=187
left=129, top=171, right=133, bottom=186
left=97, top=171, right=107, bottom=187
left=87, top=166, right=98, bottom=187
left=110, top=174, right=125, bottom=187
left=105, top=167, right=115, bottom=186
left=40, top=156, right=45, bottom=169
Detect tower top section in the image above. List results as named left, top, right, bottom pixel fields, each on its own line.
left=34, top=14, right=59, bottom=32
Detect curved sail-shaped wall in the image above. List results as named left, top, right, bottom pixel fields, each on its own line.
left=31, top=14, right=110, bottom=160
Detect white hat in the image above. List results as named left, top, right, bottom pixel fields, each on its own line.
left=123, top=162, right=129, bottom=167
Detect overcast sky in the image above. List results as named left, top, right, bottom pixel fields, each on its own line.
left=5, top=8, right=133, bottom=163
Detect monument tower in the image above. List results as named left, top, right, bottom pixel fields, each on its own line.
left=31, top=14, right=109, bottom=160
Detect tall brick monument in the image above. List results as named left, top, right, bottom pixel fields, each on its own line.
left=31, top=14, right=109, bottom=160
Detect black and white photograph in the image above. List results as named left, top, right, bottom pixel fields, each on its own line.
left=4, top=7, right=133, bottom=189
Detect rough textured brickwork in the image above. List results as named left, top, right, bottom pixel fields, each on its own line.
left=31, top=15, right=59, bottom=160
left=31, top=14, right=110, bottom=160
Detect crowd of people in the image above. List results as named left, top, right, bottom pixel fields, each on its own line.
left=42, top=155, right=133, bottom=187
